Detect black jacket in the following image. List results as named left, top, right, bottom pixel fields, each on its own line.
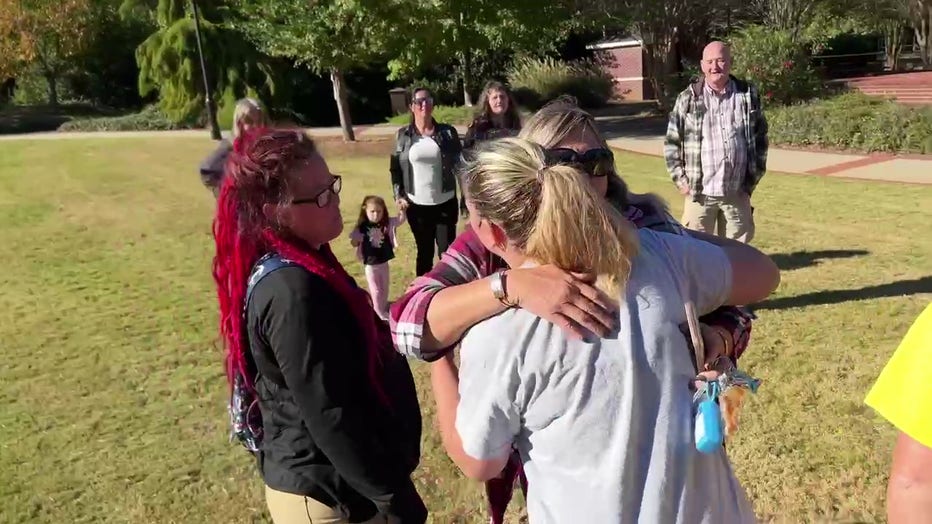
left=462, top=118, right=520, bottom=152
left=390, top=120, right=462, bottom=202
left=246, top=266, right=425, bottom=523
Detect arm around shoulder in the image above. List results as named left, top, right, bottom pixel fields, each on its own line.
left=674, top=229, right=779, bottom=308
left=719, top=238, right=779, bottom=305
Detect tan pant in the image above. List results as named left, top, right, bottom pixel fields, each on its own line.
left=265, top=485, right=395, bottom=524
left=681, top=193, right=755, bottom=243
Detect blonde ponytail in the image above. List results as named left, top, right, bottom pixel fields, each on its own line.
left=526, top=164, right=637, bottom=296
left=462, top=137, right=638, bottom=296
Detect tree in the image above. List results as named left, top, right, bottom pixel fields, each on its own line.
left=909, top=0, right=932, bottom=65
left=229, top=0, right=403, bottom=141
left=831, top=0, right=931, bottom=69
left=750, top=0, right=820, bottom=41
left=387, top=0, right=574, bottom=106
left=128, top=0, right=281, bottom=125
left=570, top=0, right=747, bottom=109
left=0, top=0, right=93, bottom=106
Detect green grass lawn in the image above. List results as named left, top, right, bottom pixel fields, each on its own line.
left=0, top=136, right=929, bottom=523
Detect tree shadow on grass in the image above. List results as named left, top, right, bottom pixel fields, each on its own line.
left=769, top=249, right=870, bottom=271
left=754, top=276, right=932, bottom=311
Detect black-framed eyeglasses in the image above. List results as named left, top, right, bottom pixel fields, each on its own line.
left=292, top=175, right=342, bottom=207
left=412, top=96, right=433, bottom=107
left=544, top=147, right=615, bottom=178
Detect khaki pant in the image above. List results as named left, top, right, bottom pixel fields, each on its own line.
left=681, top=193, right=755, bottom=243
left=265, top=485, right=396, bottom=524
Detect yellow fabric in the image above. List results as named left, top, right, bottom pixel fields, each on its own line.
left=865, top=303, right=932, bottom=449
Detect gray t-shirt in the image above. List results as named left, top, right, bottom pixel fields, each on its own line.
left=456, top=229, right=756, bottom=524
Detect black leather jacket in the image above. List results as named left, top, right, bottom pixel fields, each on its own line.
left=390, top=120, right=462, bottom=202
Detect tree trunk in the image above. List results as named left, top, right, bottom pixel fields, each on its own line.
left=330, top=68, right=355, bottom=142
left=461, top=50, right=473, bottom=107
left=645, top=36, right=678, bottom=111
left=885, top=25, right=903, bottom=71
left=919, top=6, right=932, bottom=65
left=45, top=73, right=59, bottom=108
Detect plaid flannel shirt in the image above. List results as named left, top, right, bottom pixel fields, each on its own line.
left=664, top=76, right=769, bottom=199
left=389, top=197, right=754, bottom=363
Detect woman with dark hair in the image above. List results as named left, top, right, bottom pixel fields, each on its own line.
left=213, top=128, right=426, bottom=523
left=463, top=81, right=522, bottom=149
left=390, top=87, right=463, bottom=276
left=459, top=81, right=522, bottom=216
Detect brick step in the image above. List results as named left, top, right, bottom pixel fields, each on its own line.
left=857, top=92, right=932, bottom=99
left=861, top=91, right=932, bottom=98
left=848, top=80, right=932, bottom=84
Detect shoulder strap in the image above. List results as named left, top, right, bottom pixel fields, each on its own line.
left=244, top=253, right=302, bottom=314
left=655, top=233, right=705, bottom=373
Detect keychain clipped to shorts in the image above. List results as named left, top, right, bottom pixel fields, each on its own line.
left=694, top=379, right=724, bottom=453
left=693, top=364, right=762, bottom=454
left=683, top=302, right=762, bottom=454
left=665, top=232, right=764, bottom=454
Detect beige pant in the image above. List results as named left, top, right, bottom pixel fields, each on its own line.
left=265, top=486, right=396, bottom=524
left=681, top=193, right=755, bottom=243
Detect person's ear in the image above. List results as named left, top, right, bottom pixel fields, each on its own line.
left=489, top=221, right=509, bottom=250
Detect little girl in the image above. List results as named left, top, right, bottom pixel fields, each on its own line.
left=350, top=195, right=405, bottom=320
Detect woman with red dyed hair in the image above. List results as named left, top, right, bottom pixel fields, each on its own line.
left=212, top=128, right=426, bottom=523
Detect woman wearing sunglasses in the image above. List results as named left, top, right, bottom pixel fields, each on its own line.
left=431, top=137, right=777, bottom=523
left=390, top=86, right=463, bottom=276
left=389, top=97, right=759, bottom=523
left=213, top=128, right=426, bottom=523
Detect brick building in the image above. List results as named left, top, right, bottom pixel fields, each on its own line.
left=587, top=37, right=654, bottom=101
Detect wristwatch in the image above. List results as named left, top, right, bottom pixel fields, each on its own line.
left=490, top=270, right=516, bottom=308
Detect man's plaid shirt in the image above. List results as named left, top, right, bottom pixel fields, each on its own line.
left=664, top=76, right=769, bottom=199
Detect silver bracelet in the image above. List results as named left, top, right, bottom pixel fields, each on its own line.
left=490, top=270, right=515, bottom=307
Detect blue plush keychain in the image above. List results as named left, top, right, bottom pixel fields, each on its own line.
left=693, top=369, right=762, bottom=453
left=694, top=380, right=724, bottom=454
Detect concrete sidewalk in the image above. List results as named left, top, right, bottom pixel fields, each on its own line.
left=0, top=123, right=449, bottom=141
left=607, top=136, right=932, bottom=185
left=2, top=122, right=929, bottom=185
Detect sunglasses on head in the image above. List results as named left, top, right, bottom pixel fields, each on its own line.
left=544, top=147, right=615, bottom=178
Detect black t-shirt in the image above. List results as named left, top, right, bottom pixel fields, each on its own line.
left=358, top=223, right=395, bottom=265
left=246, top=266, right=424, bottom=522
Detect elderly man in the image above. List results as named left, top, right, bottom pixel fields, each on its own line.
left=664, top=41, right=768, bottom=243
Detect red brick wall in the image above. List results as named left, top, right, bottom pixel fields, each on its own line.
left=595, top=46, right=652, bottom=101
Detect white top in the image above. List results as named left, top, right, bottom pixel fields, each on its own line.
left=456, top=229, right=756, bottom=524
left=407, top=135, right=454, bottom=206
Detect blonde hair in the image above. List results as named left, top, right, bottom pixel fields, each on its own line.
left=231, top=98, right=267, bottom=138
left=519, top=96, right=608, bottom=149
left=518, top=97, right=669, bottom=214
left=462, top=137, right=638, bottom=296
